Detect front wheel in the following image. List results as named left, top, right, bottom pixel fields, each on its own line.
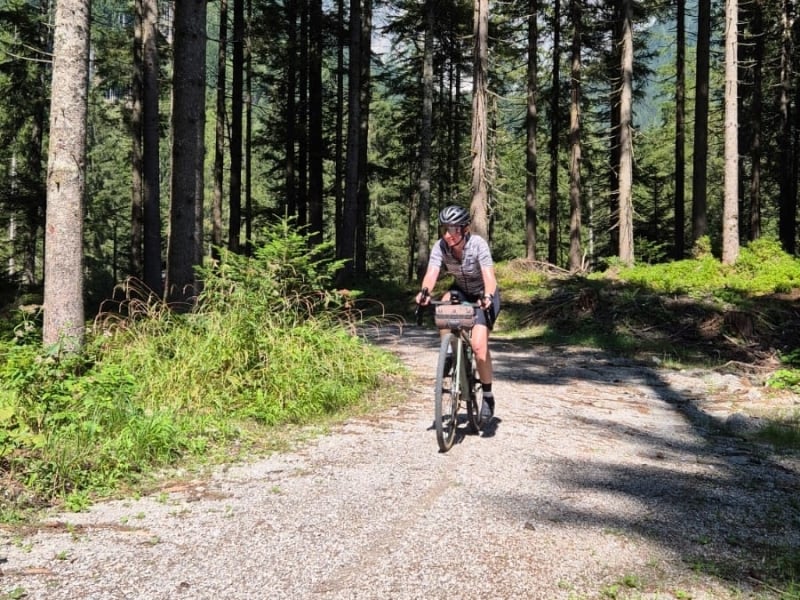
left=434, top=333, right=459, bottom=452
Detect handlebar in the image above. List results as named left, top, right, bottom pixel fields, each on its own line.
left=414, top=289, right=496, bottom=330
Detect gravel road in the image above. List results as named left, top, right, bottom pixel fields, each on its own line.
left=2, top=325, right=799, bottom=600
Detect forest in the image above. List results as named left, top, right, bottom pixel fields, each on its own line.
left=0, top=0, right=797, bottom=347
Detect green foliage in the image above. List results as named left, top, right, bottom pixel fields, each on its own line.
left=0, top=218, right=401, bottom=513
left=612, top=238, right=800, bottom=300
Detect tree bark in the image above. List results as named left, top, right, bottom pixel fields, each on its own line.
left=525, top=0, right=539, bottom=261
left=339, top=0, right=362, bottom=282
left=230, top=0, right=245, bottom=250
left=355, top=0, right=372, bottom=275
left=674, top=0, right=686, bottom=258
left=722, top=0, right=739, bottom=265
left=43, top=0, right=90, bottom=350
left=567, top=0, right=582, bottom=272
left=618, top=0, right=634, bottom=266
left=548, top=0, right=561, bottom=265
left=416, top=0, right=435, bottom=281
left=142, top=0, right=162, bottom=295
left=691, top=0, right=710, bottom=244
left=308, top=0, right=324, bottom=244
left=131, top=0, right=144, bottom=278
left=779, top=0, right=795, bottom=254
left=166, top=0, right=207, bottom=306
left=747, top=0, right=763, bottom=242
left=470, top=0, right=490, bottom=238
left=213, top=0, right=228, bottom=260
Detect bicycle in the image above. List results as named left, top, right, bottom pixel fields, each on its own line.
left=416, top=288, right=489, bottom=452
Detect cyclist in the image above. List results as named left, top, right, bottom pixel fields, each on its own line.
left=415, top=205, right=501, bottom=422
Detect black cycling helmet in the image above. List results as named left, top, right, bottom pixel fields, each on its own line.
left=438, top=205, right=471, bottom=227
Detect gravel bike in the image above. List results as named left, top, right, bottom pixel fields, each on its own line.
left=416, top=289, right=486, bottom=452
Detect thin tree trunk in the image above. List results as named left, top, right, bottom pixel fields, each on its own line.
left=416, top=0, right=435, bottom=281
left=245, top=0, right=253, bottom=253
left=285, top=0, right=298, bottom=221
left=748, top=0, right=763, bottom=241
left=548, top=0, right=561, bottom=265
left=674, top=0, right=685, bottom=258
left=43, top=0, right=90, bottom=350
left=525, top=0, right=539, bottom=261
left=308, top=0, right=324, bottom=243
left=230, top=0, right=244, bottom=250
left=334, top=0, right=345, bottom=258
left=470, top=0, right=489, bottom=237
left=779, top=0, right=795, bottom=254
left=567, top=0, right=582, bottom=272
left=355, top=0, right=372, bottom=275
left=212, top=0, right=228, bottom=260
left=131, top=0, right=144, bottom=278
left=142, top=0, right=162, bottom=295
left=722, top=0, right=739, bottom=264
left=691, top=0, right=710, bottom=244
left=618, top=0, right=634, bottom=265
left=339, top=0, right=361, bottom=282
left=298, top=0, right=309, bottom=227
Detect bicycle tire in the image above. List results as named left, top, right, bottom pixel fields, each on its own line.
left=434, top=333, right=459, bottom=452
left=466, top=350, right=482, bottom=433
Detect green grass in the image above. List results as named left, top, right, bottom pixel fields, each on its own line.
left=0, top=218, right=406, bottom=518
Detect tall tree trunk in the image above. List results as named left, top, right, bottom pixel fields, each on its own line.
left=334, top=0, right=345, bottom=258
left=212, top=0, right=228, bottom=260
left=779, top=0, right=795, bottom=254
left=567, top=0, right=582, bottom=272
left=470, top=0, right=489, bottom=237
left=674, top=0, right=685, bottom=258
left=339, top=0, right=362, bottom=282
left=691, top=0, right=710, bottom=244
left=722, top=0, right=739, bottom=264
left=548, top=0, right=561, bottom=265
left=230, top=0, right=244, bottom=250
left=298, top=0, right=309, bottom=227
left=43, top=0, right=90, bottom=350
left=748, top=0, right=763, bottom=242
left=355, top=0, right=372, bottom=275
left=245, top=0, right=253, bottom=253
left=525, top=0, right=539, bottom=261
left=132, top=0, right=144, bottom=278
left=416, top=0, right=435, bottom=281
left=285, top=0, right=298, bottom=222
left=608, top=2, right=621, bottom=256
left=308, top=0, right=324, bottom=244
left=142, top=0, right=162, bottom=295
left=618, top=0, right=634, bottom=265
left=166, top=0, right=207, bottom=306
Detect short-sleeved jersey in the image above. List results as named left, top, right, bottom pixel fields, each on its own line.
left=428, top=234, right=494, bottom=297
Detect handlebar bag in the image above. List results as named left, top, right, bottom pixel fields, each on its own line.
left=434, top=304, right=475, bottom=330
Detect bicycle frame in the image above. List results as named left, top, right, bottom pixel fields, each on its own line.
left=428, top=299, right=483, bottom=452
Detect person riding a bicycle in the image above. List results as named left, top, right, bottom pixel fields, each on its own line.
left=415, top=205, right=501, bottom=422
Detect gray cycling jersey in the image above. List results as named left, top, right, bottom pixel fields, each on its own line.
left=428, top=234, right=493, bottom=297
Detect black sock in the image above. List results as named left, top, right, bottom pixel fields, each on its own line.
left=482, top=383, right=492, bottom=395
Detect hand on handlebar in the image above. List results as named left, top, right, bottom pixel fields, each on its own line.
left=416, top=288, right=431, bottom=306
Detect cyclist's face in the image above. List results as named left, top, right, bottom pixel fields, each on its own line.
left=443, top=225, right=465, bottom=247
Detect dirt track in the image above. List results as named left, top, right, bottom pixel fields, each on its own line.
left=1, top=325, right=799, bottom=599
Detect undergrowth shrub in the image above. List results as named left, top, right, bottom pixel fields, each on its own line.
left=1, top=217, right=401, bottom=512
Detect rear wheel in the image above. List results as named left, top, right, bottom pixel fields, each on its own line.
left=434, top=333, right=458, bottom=452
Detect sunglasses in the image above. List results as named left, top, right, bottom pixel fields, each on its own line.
left=444, top=226, right=463, bottom=234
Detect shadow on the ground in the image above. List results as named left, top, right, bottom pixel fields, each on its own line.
left=371, top=320, right=800, bottom=597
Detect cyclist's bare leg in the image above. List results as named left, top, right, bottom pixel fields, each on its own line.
left=471, top=324, right=492, bottom=384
